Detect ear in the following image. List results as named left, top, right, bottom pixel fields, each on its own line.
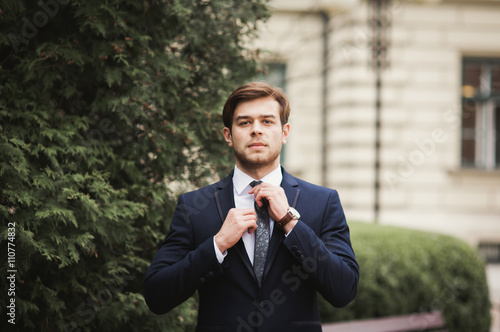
left=223, top=127, right=233, bottom=147
left=281, top=123, right=290, bottom=144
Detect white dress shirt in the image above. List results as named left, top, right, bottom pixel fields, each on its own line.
left=214, top=165, right=282, bottom=264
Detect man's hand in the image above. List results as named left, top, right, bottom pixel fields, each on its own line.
left=214, top=208, right=257, bottom=253
left=248, top=183, right=290, bottom=225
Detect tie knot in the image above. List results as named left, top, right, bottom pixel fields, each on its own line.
left=250, top=180, right=262, bottom=188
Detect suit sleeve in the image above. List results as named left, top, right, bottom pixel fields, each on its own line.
left=144, top=194, right=222, bottom=314
left=283, top=189, right=359, bottom=307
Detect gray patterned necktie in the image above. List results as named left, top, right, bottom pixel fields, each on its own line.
left=250, top=180, right=270, bottom=286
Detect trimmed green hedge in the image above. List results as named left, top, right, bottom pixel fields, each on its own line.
left=319, top=222, right=491, bottom=332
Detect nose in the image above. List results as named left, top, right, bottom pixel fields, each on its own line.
left=251, top=121, right=263, bottom=135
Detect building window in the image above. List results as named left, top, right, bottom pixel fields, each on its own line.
left=256, top=63, right=287, bottom=91
left=461, top=58, right=500, bottom=170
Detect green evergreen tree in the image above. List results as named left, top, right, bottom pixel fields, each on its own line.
left=0, top=1, right=269, bottom=330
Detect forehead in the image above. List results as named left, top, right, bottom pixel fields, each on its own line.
left=233, top=97, right=280, bottom=120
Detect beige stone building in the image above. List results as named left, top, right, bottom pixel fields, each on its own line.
left=249, top=0, right=500, bottom=251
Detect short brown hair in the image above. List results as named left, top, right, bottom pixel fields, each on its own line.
left=222, top=82, right=290, bottom=129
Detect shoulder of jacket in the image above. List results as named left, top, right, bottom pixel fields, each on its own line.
left=294, top=177, right=337, bottom=194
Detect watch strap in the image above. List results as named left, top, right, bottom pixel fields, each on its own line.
left=277, top=210, right=294, bottom=228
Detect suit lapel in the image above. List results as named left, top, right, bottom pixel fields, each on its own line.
left=214, top=171, right=255, bottom=278
left=214, top=172, right=234, bottom=223
left=262, top=167, right=300, bottom=283
left=280, top=167, right=301, bottom=208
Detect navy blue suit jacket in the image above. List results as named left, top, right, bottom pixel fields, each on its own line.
left=145, top=168, right=359, bottom=332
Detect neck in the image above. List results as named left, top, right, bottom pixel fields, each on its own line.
left=235, top=161, right=280, bottom=180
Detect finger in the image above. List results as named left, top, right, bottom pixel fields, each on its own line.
left=240, top=208, right=257, bottom=216
left=248, top=185, right=259, bottom=195
left=231, top=207, right=253, bottom=212
left=249, top=183, right=268, bottom=196
left=254, top=192, right=268, bottom=208
left=231, top=208, right=256, bottom=217
left=242, top=214, right=257, bottom=223
left=247, top=224, right=257, bottom=234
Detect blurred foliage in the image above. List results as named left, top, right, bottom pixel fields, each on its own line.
left=319, top=222, right=491, bottom=332
left=0, top=0, right=269, bottom=331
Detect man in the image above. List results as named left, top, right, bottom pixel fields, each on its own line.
left=144, top=82, right=359, bottom=332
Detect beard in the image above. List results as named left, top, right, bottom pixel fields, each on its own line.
left=233, top=146, right=282, bottom=171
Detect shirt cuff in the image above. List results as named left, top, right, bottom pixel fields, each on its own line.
left=214, top=237, right=227, bottom=264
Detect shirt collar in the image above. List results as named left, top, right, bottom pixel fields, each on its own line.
left=233, top=165, right=283, bottom=196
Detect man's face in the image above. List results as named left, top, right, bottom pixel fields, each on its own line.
left=223, top=97, right=289, bottom=174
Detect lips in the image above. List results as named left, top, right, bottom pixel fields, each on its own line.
left=249, top=142, right=266, bottom=149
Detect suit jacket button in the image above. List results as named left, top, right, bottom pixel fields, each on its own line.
left=292, top=245, right=298, bottom=252
left=200, top=277, right=206, bottom=283
left=207, top=271, right=214, bottom=277
left=299, top=255, right=305, bottom=260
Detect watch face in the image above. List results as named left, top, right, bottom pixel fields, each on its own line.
left=289, top=207, right=300, bottom=219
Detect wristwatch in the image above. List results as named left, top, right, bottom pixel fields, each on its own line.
left=276, top=207, right=300, bottom=228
